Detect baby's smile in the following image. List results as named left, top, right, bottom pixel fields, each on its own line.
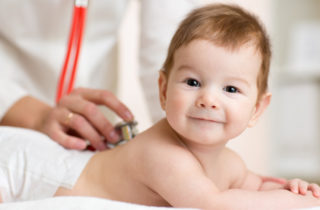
left=187, top=115, right=223, bottom=124
left=186, top=114, right=225, bottom=132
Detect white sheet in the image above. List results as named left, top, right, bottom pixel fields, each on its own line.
left=0, top=196, right=197, bottom=210
left=0, top=196, right=319, bottom=210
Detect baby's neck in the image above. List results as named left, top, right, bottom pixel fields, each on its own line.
left=163, top=119, right=226, bottom=168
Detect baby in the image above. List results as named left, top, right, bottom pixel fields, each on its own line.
left=1, top=3, right=320, bottom=209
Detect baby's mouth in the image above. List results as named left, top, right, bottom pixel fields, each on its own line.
left=188, top=115, right=222, bottom=123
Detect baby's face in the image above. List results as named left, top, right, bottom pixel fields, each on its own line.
left=160, top=39, right=263, bottom=145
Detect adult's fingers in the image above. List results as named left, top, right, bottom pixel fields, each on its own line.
left=58, top=109, right=107, bottom=150
left=72, top=88, right=134, bottom=121
left=60, top=95, right=120, bottom=144
left=45, top=121, right=87, bottom=150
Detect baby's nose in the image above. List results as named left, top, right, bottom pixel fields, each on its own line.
left=195, top=91, right=218, bottom=109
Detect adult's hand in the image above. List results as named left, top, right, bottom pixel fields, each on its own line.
left=0, top=88, right=134, bottom=150
left=41, top=87, right=134, bottom=150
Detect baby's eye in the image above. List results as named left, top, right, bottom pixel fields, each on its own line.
left=185, top=79, right=200, bottom=87
left=224, top=86, right=239, bottom=93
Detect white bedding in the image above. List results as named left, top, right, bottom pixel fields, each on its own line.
left=0, top=196, right=319, bottom=210
left=0, top=196, right=197, bottom=210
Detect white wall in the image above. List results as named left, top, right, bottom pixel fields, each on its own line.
left=269, top=0, right=320, bottom=181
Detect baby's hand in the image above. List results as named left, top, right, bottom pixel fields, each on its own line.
left=285, top=178, right=320, bottom=198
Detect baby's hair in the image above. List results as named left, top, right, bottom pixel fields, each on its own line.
left=162, top=3, right=271, bottom=100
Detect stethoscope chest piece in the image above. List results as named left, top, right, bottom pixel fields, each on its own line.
left=115, top=121, right=138, bottom=142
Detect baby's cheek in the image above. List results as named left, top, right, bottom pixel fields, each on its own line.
left=227, top=110, right=251, bottom=135
left=166, top=95, right=186, bottom=118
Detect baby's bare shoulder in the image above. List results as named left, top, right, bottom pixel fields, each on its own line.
left=139, top=133, right=198, bottom=169
left=131, top=130, right=200, bottom=179
left=222, top=148, right=244, bottom=163
left=222, top=148, right=247, bottom=171
left=221, top=148, right=248, bottom=187
left=132, top=121, right=196, bottom=163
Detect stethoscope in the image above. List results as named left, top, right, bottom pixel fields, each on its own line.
left=55, top=0, right=139, bottom=143
left=56, top=0, right=88, bottom=102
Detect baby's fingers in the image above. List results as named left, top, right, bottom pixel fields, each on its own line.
left=287, top=179, right=300, bottom=194
left=298, top=180, right=309, bottom=195
left=308, top=183, right=320, bottom=198
left=287, top=179, right=309, bottom=195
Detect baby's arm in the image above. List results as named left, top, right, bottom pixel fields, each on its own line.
left=141, top=146, right=320, bottom=209
left=284, top=178, right=320, bottom=197
left=243, top=171, right=320, bottom=198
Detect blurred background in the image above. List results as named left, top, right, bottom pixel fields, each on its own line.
left=118, top=0, right=320, bottom=183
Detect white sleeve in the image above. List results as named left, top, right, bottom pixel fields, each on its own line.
left=0, top=41, right=28, bottom=120
left=0, top=1, right=71, bottom=121
left=139, top=0, right=199, bottom=122
left=0, top=80, right=28, bottom=121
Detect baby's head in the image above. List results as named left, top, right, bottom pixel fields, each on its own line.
left=162, top=3, right=271, bottom=100
left=159, top=4, right=272, bottom=144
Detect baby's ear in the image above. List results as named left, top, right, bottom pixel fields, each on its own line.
left=248, top=92, right=272, bottom=127
left=158, top=71, right=168, bottom=110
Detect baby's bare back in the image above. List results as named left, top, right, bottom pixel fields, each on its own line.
left=55, top=121, right=171, bottom=206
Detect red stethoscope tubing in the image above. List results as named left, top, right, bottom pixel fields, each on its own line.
left=56, top=2, right=87, bottom=103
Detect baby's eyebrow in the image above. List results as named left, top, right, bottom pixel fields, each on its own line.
left=177, top=65, right=194, bottom=72
left=226, top=76, right=250, bottom=87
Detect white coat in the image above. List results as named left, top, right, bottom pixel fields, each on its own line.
left=0, top=0, right=197, bottom=122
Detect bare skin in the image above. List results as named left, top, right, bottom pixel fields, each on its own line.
left=55, top=119, right=173, bottom=206
left=55, top=119, right=320, bottom=209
